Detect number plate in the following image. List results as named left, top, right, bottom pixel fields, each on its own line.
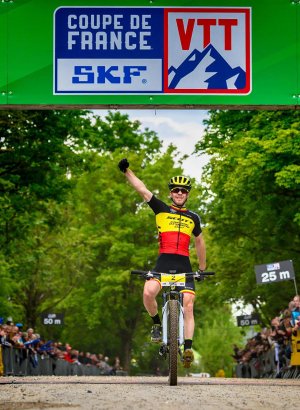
left=160, top=274, right=186, bottom=287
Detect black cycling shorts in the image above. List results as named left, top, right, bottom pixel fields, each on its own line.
left=153, top=253, right=195, bottom=295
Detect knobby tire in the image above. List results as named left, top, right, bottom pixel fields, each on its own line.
left=168, top=299, right=178, bottom=386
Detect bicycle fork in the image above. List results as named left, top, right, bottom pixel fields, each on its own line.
left=160, top=293, right=184, bottom=357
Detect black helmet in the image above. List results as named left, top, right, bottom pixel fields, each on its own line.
left=168, top=176, right=192, bottom=191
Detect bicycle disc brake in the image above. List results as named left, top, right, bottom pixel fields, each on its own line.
left=159, top=344, right=168, bottom=359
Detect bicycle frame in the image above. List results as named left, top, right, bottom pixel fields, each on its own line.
left=131, top=269, right=215, bottom=386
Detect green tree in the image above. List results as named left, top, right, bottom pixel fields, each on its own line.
left=0, top=109, right=161, bottom=246
left=195, top=110, right=300, bottom=321
left=0, top=252, right=14, bottom=318
left=0, top=109, right=162, bottom=330
left=193, top=303, right=244, bottom=377
left=90, top=111, right=161, bottom=154
left=0, top=110, right=94, bottom=246
left=0, top=110, right=93, bottom=323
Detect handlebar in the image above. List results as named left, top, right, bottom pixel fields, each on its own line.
left=131, top=270, right=215, bottom=282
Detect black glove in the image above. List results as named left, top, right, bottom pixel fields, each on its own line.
left=118, top=158, right=129, bottom=173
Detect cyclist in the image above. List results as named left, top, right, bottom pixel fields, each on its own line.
left=118, top=158, right=206, bottom=367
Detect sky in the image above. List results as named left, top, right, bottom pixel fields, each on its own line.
left=94, top=109, right=210, bottom=181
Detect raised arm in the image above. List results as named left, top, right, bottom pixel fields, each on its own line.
left=118, top=158, right=153, bottom=202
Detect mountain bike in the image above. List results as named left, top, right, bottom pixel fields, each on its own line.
left=131, top=269, right=215, bottom=386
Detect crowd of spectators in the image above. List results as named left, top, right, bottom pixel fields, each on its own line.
left=3, top=296, right=300, bottom=378
left=0, top=317, right=123, bottom=376
left=232, top=294, right=300, bottom=377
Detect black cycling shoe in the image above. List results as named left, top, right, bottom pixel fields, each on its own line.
left=151, top=324, right=162, bottom=343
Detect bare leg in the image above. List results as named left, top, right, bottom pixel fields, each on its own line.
left=143, top=280, right=161, bottom=316
left=183, top=292, right=195, bottom=340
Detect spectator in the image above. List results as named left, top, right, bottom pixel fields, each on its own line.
left=97, top=354, right=113, bottom=375
left=63, top=344, right=74, bottom=363
left=26, top=328, right=34, bottom=341
left=84, top=352, right=92, bottom=365
left=293, top=295, right=300, bottom=312
left=90, top=353, right=99, bottom=367
left=78, top=351, right=88, bottom=365
left=113, top=356, right=122, bottom=372
left=70, top=349, right=81, bottom=365
left=233, top=294, right=300, bottom=377
left=1, top=316, right=125, bottom=377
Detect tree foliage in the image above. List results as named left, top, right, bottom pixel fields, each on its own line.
left=5, top=108, right=297, bottom=374
left=0, top=109, right=96, bottom=319
left=193, top=303, right=244, bottom=377
left=195, top=110, right=300, bottom=321
left=0, top=109, right=191, bottom=371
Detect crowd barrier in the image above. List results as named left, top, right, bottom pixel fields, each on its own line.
left=235, top=346, right=300, bottom=379
left=235, top=330, right=300, bottom=379
left=1, top=346, right=127, bottom=377
left=2, top=343, right=300, bottom=379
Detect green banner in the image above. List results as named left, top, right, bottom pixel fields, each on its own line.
left=0, top=0, right=299, bottom=108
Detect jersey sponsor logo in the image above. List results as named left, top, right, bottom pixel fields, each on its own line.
left=54, top=7, right=251, bottom=95
left=157, top=213, right=195, bottom=235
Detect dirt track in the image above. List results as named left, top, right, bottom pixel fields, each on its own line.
left=1, top=376, right=299, bottom=410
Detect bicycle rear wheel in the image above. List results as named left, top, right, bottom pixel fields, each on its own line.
left=168, top=299, right=178, bottom=386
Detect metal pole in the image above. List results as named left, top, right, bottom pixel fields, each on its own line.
left=293, top=278, right=298, bottom=295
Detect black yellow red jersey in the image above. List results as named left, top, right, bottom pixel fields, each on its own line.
left=147, top=195, right=202, bottom=257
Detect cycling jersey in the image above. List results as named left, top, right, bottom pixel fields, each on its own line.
left=147, top=195, right=202, bottom=257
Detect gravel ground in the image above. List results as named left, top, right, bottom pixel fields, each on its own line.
left=1, top=376, right=299, bottom=410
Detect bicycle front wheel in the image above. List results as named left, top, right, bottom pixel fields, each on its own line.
left=168, top=299, right=178, bottom=386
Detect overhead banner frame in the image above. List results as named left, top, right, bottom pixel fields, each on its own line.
left=0, top=0, right=299, bottom=109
